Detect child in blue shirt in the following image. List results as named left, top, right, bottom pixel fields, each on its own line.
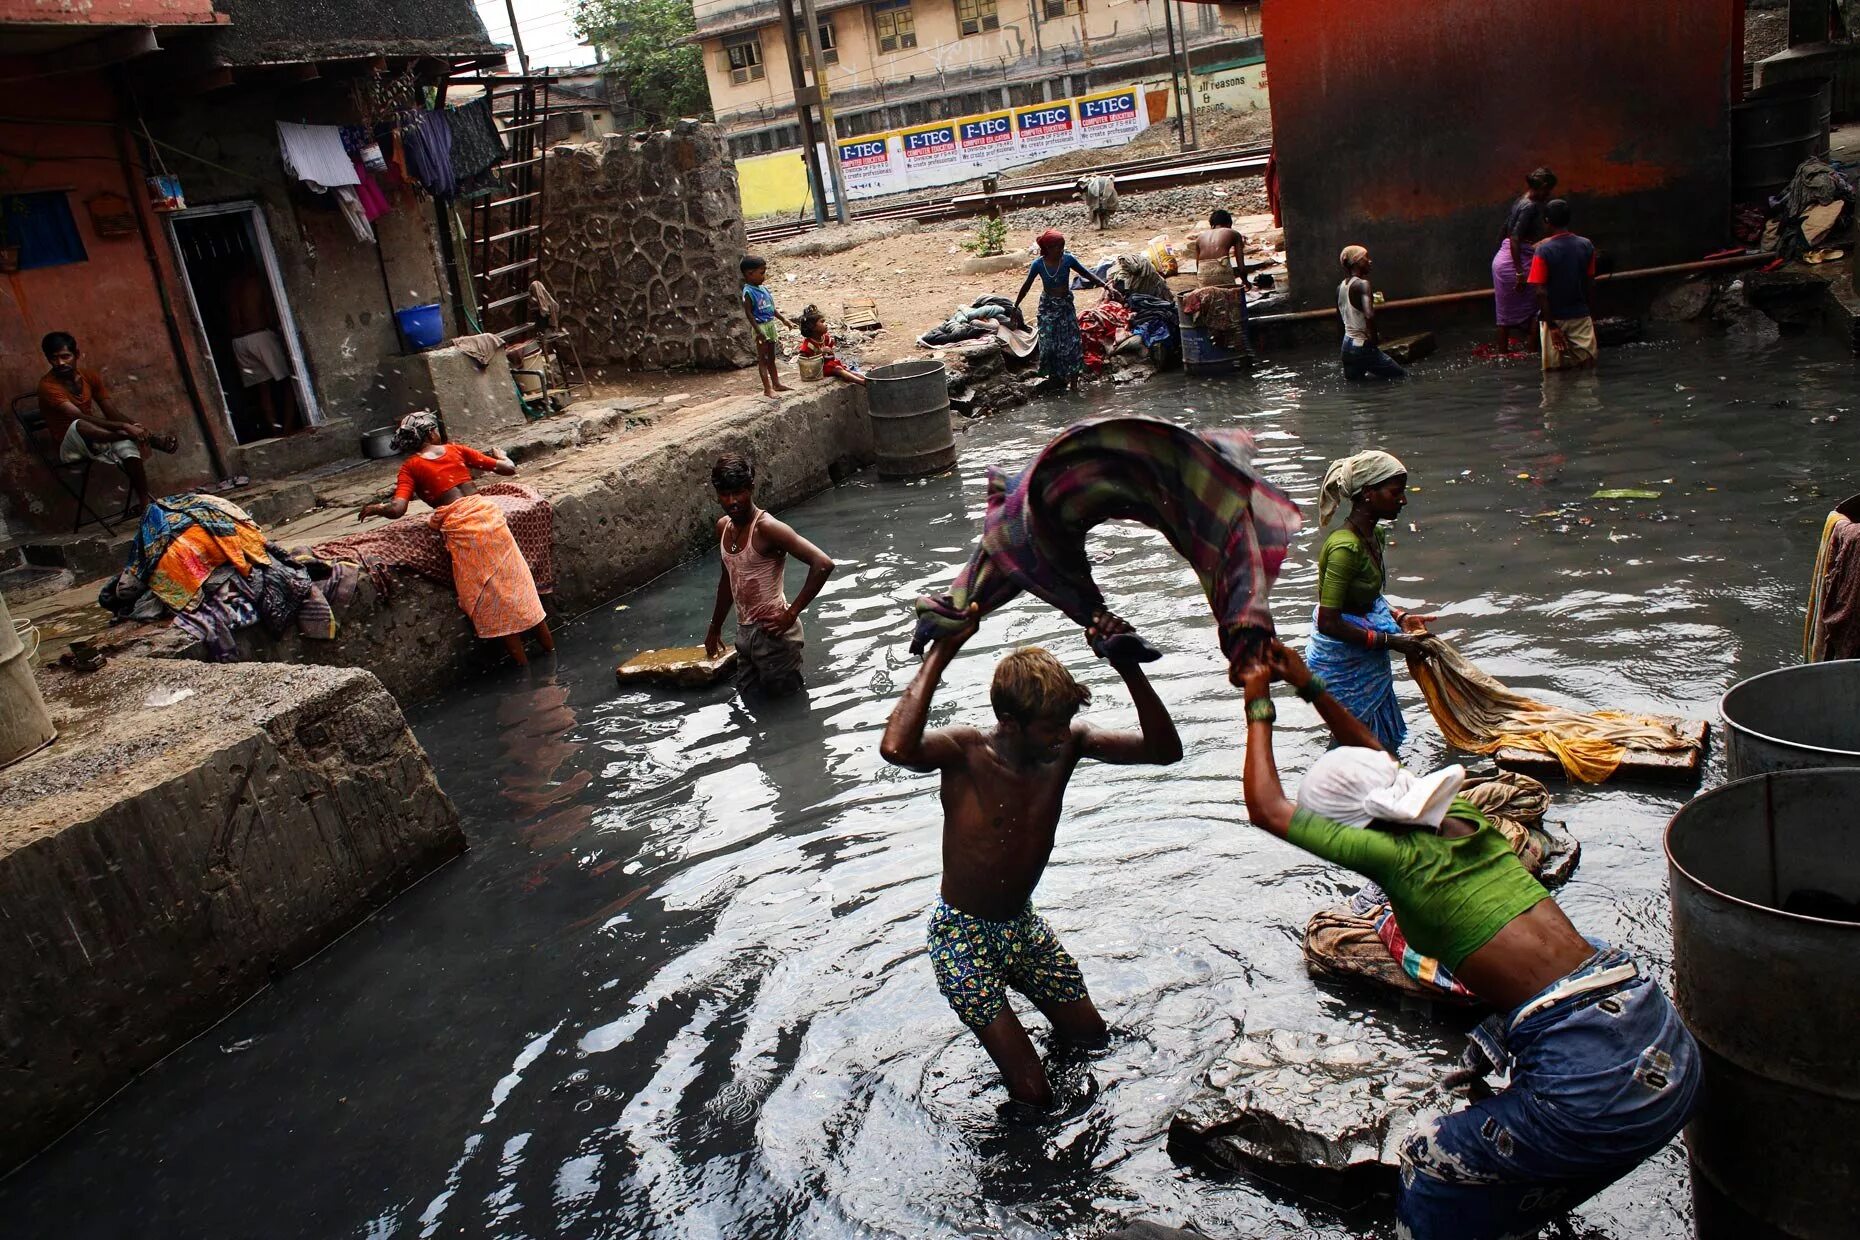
left=742, top=255, right=793, bottom=397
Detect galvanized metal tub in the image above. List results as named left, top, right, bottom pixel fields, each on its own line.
left=1667, top=769, right=1860, bottom=1239
left=866, top=359, right=956, bottom=479
left=1720, top=660, right=1860, bottom=778
left=0, top=588, right=56, bottom=770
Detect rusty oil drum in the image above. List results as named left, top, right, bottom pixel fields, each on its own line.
left=1720, top=660, right=1860, bottom=778
left=865, top=359, right=957, bottom=479
left=1666, top=769, right=1860, bottom=1238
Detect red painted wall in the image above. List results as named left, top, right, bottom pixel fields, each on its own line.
left=1264, top=0, right=1743, bottom=308
left=0, top=66, right=217, bottom=531
left=0, top=0, right=221, bottom=25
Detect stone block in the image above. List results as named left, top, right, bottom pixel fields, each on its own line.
left=240, top=481, right=318, bottom=528
left=20, top=533, right=123, bottom=579
left=374, top=347, right=527, bottom=443
left=1381, top=332, right=1436, bottom=364
left=1169, top=1025, right=1457, bottom=1212
left=224, top=418, right=358, bottom=482
left=0, top=658, right=463, bottom=1171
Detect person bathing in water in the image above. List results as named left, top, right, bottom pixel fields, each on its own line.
left=880, top=608, right=1181, bottom=1108
left=1235, top=638, right=1698, bottom=1240
left=704, top=452, right=835, bottom=696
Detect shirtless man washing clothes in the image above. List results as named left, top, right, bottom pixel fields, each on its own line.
left=880, top=609, right=1182, bottom=1108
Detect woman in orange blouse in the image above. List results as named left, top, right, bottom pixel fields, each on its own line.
left=359, top=411, right=554, bottom=665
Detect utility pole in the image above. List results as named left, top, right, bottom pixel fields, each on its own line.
left=798, top=0, right=850, bottom=221
left=1160, top=0, right=1187, bottom=153
left=774, top=0, right=829, bottom=223
left=502, top=0, right=531, bottom=75
left=1176, top=0, right=1198, bottom=151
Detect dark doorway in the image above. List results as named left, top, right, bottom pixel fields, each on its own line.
left=170, top=206, right=317, bottom=446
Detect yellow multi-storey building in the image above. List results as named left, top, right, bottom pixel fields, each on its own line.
left=691, top=0, right=1262, bottom=159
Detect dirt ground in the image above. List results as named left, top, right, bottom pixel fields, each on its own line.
left=581, top=169, right=1275, bottom=406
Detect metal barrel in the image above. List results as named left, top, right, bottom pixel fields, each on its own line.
left=1732, top=78, right=1832, bottom=205
left=865, top=359, right=957, bottom=480
left=1719, top=660, right=1860, bottom=778
left=0, top=589, right=57, bottom=770
left=1666, top=769, right=1860, bottom=1239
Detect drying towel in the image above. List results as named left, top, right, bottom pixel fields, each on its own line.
left=401, top=109, right=457, bottom=199
left=454, top=332, right=507, bottom=368
left=313, top=481, right=555, bottom=595
left=911, top=416, right=1303, bottom=666
left=1408, top=635, right=1698, bottom=783
left=1806, top=509, right=1860, bottom=661
left=530, top=280, right=560, bottom=322
left=277, top=122, right=360, bottom=188
left=1179, top=286, right=1249, bottom=350
left=447, top=97, right=508, bottom=182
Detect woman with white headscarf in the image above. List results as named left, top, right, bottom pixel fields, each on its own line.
left=1234, top=639, right=1698, bottom=1240
left=1303, top=448, right=1432, bottom=751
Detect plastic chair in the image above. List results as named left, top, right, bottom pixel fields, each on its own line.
left=10, top=394, right=134, bottom=533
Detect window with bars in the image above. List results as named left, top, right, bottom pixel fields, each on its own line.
left=872, top=0, right=917, bottom=53
left=956, top=0, right=999, bottom=38
left=1041, top=0, right=1081, bottom=18
left=724, top=35, right=764, bottom=84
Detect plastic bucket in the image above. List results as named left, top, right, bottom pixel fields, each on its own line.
left=395, top=303, right=445, bottom=352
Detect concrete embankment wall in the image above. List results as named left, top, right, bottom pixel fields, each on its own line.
left=0, top=659, right=463, bottom=1172
left=191, top=384, right=873, bottom=705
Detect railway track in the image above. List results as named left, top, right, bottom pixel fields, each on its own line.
left=745, top=142, right=1271, bottom=244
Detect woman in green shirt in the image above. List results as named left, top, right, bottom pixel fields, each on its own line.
left=1305, top=449, right=1432, bottom=751
left=1234, top=639, right=1698, bottom=1240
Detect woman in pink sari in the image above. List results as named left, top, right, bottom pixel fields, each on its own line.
left=1492, top=167, right=1556, bottom=353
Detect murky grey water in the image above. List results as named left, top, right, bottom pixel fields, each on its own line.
left=6, top=327, right=1855, bottom=1239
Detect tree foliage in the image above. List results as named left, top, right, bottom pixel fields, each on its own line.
left=576, top=0, right=712, bottom=126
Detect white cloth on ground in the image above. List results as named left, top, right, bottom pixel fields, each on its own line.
left=276, top=122, right=360, bottom=189
left=1296, top=746, right=1467, bottom=829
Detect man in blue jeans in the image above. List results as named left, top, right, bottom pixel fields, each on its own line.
left=1338, top=245, right=1406, bottom=380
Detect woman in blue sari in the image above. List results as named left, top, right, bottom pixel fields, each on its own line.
left=1014, top=228, right=1121, bottom=388
left=1305, top=450, right=1433, bottom=751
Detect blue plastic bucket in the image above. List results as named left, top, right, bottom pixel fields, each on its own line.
left=395, top=302, right=445, bottom=351
left=1182, top=323, right=1246, bottom=376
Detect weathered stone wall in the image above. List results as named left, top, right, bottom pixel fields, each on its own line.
left=542, top=123, right=757, bottom=371
left=0, top=659, right=463, bottom=1171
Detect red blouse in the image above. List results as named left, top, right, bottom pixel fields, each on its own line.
left=394, top=443, right=500, bottom=505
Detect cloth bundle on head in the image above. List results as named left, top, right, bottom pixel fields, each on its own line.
left=1339, top=245, right=1369, bottom=271
left=394, top=410, right=442, bottom=452
left=1318, top=449, right=1406, bottom=527
left=1037, top=229, right=1065, bottom=250
left=1296, top=747, right=1468, bottom=830
left=911, top=416, right=1303, bottom=666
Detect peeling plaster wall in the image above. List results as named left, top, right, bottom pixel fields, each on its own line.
left=541, top=123, right=757, bottom=372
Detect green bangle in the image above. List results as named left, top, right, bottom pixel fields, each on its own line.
left=1296, top=674, right=1327, bottom=702
left=1246, top=697, right=1277, bottom=724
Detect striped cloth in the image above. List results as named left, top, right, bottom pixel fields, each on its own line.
left=1305, top=596, right=1408, bottom=752
left=314, top=481, right=555, bottom=595
left=912, top=416, right=1302, bottom=665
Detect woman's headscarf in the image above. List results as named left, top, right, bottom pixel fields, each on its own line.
left=1318, top=449, right=1407, bottom=527
left=1296, top=747, right=1467, bottom=830
left=1339, top=244, right=1369, bottom=272
left=393, top=410, right=441, bottom=453
left=1037, top=228, right=1065, bottom=252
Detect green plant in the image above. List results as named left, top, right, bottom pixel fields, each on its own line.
left=960, top=215, right=1008, bottom=257
left=576, top=0, right=712, bottom=126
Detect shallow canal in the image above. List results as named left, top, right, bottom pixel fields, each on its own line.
left=7, top=326, right=1858, bottom=1238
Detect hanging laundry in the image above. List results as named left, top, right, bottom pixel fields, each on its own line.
left=350, top=163, right=392, bottom=221
left=447, top=97, right=507, bottom=181
left=401, top=109, right=457, bottom=200
left=276, top=122, right=360, bottom=189
left=333, top=187, right=375, bottom=242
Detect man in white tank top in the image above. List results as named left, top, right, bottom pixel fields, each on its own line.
left=1338, top=245, right=1406, bottom=381
left=704, top=452, right=836, bottom=696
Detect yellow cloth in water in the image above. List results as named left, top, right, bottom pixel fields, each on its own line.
left=1407, top=636, right=1696, bottom=783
